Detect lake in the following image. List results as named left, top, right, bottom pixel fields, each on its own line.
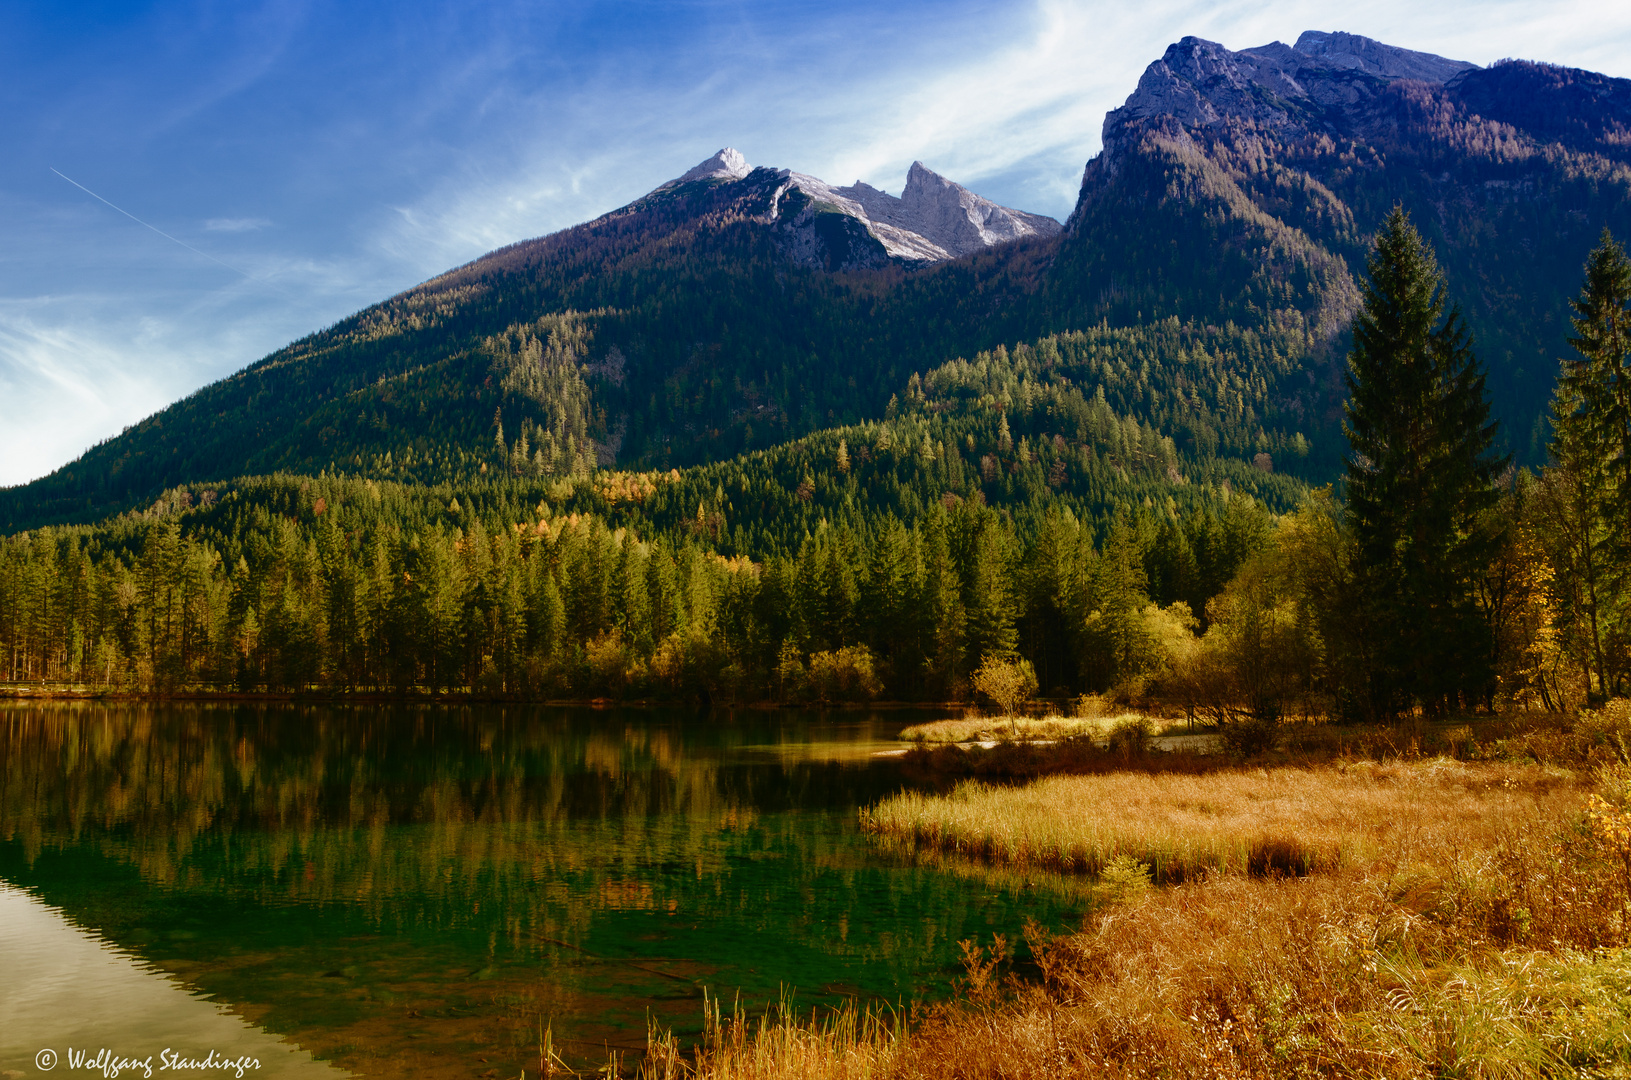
left=0, top=703, right=1088, bottom=1077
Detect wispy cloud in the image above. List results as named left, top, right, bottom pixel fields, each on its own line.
left=0, top=252, right=394, bottom=486
left=204, top=217, right=272, bottom=232
left=0, top=304, right=178, bottom=488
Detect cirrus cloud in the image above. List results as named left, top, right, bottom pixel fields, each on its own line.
left=204, top=217, right=272, bottom=232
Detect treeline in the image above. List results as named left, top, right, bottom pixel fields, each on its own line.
left=0, top=476, right=1271, bottom=700
left=0, top=461, right=1614, bottom=715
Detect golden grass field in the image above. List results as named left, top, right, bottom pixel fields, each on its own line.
left=859, top=760, right=1581, bottom=881
left=624, top=706, right=1631, bottom=1078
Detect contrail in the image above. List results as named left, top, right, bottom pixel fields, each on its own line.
left=50, top=167, right=255, bottom=279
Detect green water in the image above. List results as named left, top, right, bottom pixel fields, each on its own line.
left=0, top=703, right=1088, bottom=1077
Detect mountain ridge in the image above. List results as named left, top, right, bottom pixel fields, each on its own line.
left=643, top=147, right=1062, bottom=265
left=6, top=28, right=1631, bottom=533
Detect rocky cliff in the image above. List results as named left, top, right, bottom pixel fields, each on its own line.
left=649, top=148, right=1061, bottom=268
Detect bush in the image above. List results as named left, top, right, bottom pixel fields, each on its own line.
left=1218, top=701, right=1282, bottom=757
left=1466, top=699, right=1631, bottom=767
left=1106, top=715, right=1155, bottom=756
left=584, top=631, right=631, bottom=693
left=1577, top=699, right=1631, bottom=760
left=806, top=645, right=883, bottom=703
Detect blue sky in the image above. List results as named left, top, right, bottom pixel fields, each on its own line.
left=5, top=0, right=1631, bottom=486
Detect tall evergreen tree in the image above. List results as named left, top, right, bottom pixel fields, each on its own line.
left=1549, top=230, right=1631, bottom=698
left=1343, top=208, right=1506, bottom=717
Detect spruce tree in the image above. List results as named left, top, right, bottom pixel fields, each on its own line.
left=1549, top=230, right=1631, bottom=697
left=1343, top=208, right=1505, bottom=716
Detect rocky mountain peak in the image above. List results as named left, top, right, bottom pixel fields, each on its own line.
left=672, top=147, right=753, bottom=185
left=1103, top=31, right=1478, bottom=157
left=1292, top=31, right=1476, bottom=83
left=831, top=161, right=1061, bottom=259
left=903, top=160, right=956, bottom=199
left=650, top=149, right=1059, bottom=267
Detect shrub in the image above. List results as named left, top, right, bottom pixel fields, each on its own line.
left=1106, top=714, right=1154, bottom=756
left=806, top=645, right=883, bottom=703
left=1218, top=702, right=1282, bottom=757
left=584, top=631, right=630, bottom=693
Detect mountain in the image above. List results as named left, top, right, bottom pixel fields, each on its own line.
left=649, top=148, right=1061, bottom=265
left=5, top=29, right=1631, bottom=534
left=1, top=153, right=1065, bottom=529
left=1057, top=31, right=1631, bottom=460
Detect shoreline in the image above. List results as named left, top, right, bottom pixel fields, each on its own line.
left=0, top=685, right=983, bottom=710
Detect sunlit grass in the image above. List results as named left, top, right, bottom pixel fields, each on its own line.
left=861, top=759, right=1579, bottom=881
left=896, top=712, right=1172, bottom=745
left=646, top=755, right=1631, bottom=1078
left=642, top=992, right=900, bottom=1080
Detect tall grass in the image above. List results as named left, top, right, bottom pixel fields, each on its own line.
left=896, top=713, right=1165, bottom=745
left=643, top=757, right=1631, bottom=1078
left=861, top=759, right=1580, bottom=882
left=640, top=993, right=899, bottom=1080
left=625, top=710, right=1631, bottom=1079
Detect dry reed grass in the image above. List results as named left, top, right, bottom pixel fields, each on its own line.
left=878, top=863, right=1631, bottom=1078
left=640, top=993, right=899, bottom=1080
left=861, top=759, right=1580, bottom=882
left=641, top=754, right=1631, bottom=1079
left=895, top=738, right=1223, bottom=784
left=897, top=713, right=1167, bottom=745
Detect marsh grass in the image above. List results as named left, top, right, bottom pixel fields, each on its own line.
left=894, top=738, right=1227, bottom=786
left=862, top=759, right=1580, bottom=882
left=643, top=756, right=1631, bottom=1078
left=872, top=860, right=1631, bottom=1079
left=896, top=712, right=1175, bottom=745
left=623, top=711, right=1631, bottom=1079
left=640, top=992, right=899, bottom=1080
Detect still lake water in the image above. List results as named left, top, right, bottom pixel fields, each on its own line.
left=0, top=703, right=1090, bottom=1077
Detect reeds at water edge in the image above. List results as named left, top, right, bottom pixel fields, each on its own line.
left=860, top=759, right=1580, bottom=882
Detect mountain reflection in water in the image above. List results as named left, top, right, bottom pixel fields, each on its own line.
left=0, top=703, right=1085, bottom=1077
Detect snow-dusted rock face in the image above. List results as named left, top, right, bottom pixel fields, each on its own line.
left=652, top=149, right=1060, bottom=266
left=672, top=147, right=753, bottom=184
left=837, top=163, right=1061, bottom=258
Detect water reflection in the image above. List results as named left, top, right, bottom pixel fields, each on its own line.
left=0, top=704, right=1085, bottom=1076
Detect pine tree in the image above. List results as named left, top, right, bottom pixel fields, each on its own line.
left=1548, top=230, right=1631, bottom=698
left=1343, top=208, right=1506, bottom=716
left=963, top=514, right=1018, bottom=664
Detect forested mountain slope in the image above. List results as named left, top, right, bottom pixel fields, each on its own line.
left=1062, top=32, right=1631, bottom=460
left=1, top=160, right=1065, bottom=530
left=5, top=29, right=1631, bottom=533
left=0, top=333, right=1299, bottom=699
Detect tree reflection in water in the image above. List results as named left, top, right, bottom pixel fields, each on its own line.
left=0, top=703, right=1086, bottom=1077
